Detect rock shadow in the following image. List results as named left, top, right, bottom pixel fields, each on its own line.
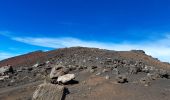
left=62, top=88, right=70, bottom=100
left=64, top=80, right=79, bottom=85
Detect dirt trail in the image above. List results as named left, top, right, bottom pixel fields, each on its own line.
left=0, top=81, right=43, bottom=99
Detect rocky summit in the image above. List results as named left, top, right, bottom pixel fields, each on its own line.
left=0, top=47, right=170, bottom=100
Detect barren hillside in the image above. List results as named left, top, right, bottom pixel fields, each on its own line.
left=0, top=47, right=170, bottom=100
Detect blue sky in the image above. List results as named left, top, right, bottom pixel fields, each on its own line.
left=1, top=0, right=170, bottom=62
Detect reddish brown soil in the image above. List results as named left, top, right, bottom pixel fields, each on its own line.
left=0, top=47, right=170, bottom=100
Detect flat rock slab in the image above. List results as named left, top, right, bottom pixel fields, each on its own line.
left=32, top=83, right=65, bottom=100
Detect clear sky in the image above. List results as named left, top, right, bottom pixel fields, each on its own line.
left=1, top=0, right=170, bottom=62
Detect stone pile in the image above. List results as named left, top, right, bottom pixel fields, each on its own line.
left=33, top=64, right=76, bottom=100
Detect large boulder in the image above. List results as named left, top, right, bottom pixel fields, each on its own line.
left=32, top=83, right=65, bottom=100
left=50, top=64, right=69, bottom=79
left=0, top=65, right=13, bottom=75
left=57, top=74, right=75, bottom=84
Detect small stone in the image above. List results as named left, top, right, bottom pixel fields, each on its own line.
left=90, top=69, right=95, bottom=73
left=17, top=69, right=22, bottom=72
left=142, top=66, right=151, bottom=73
left=0, top=75, right=9, bottom=81
left=91, top=66, right=97, bottom=69
left=96, top=57, right=99, bottom=60
left=82, top=81, right=86, bottom=84
left=83, top=59, right=86, bottom=63
left=96, top=72, right=101, bottom=76
left=139, top=77, right=151, bottom=86
left=112, top=68, right=119, bottom=75
left=105, top=75, right=110, bottom=79
left=116, top=75, right=128, bottom=83
left=33, top=63, right=39, bottom=68
left=45, top=61, right=50, bottom=64
left=27, top=67, right=33, bottom=71
left=68, top=65, right=76, bottom=71
left=10, top=79, right=15, bottom=83
left=102, top=69, right=109, bottom=73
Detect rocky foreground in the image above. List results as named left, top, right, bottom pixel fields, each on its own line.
left=0, top=47, right=170, bottom=100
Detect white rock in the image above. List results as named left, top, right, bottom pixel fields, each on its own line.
left=0, top=75, right=9, bottom=81
left=33, top=63, right=39, bottom=68
left=102, top=69, right=109, bottom=73
left=83, top=59, right=86, bottom=63
left=45, top=61, right=50, bottom=64
left=96, top=72, right=101, bottom=76
left=105, top=75, right=110, bottom=79
left=57, top=74, right=75, bottom=84
left=0, top=65, right=13, bottom=75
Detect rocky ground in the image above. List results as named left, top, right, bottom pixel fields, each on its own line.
left=0, top=47, right=170, bottom=100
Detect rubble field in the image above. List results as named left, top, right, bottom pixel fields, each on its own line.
left=0, top=47, right=170, bottom=100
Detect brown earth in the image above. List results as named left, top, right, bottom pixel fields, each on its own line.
left=0, top=47, right=170, bottom=100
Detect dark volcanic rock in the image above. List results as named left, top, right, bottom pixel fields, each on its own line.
left=0, top=47, right=170, bottom=100
left=116, top=75, right=128, bottom=83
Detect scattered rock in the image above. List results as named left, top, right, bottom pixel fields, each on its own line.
left=106, top=58, right=112, bottom=62
left=90, top=69, right=95, bottom=73
left=96, top=72, right=101, bottom=76
left=157, top=69, right=169, bottom=79
left=91, top=66, right=97, bottom=69
left=116, top=75, right=128, bottom=83
left=102, top=69, right=109, bottom=73
left=27, top=67, right=33, bottom=71
left=32, top=83, right=65, bottom=100
left=112, top=68, right=119, bottom=75
left=142, top=65, right=153, bottom=73
left=105, top=75, right=110, bottom=79
left=45, top=61, right=50, bottom=64
left=129, top=66, right=138, bottom=74
left=140, top=77, right=151, bottom=86
left=16, top=68, right=23, bottom=72
left=68, top=65, right=77, bottom=71
left=10, top=79, right=15, bottom=83
left=129, top=64, right=142, bottom=74
left=0, top=65, right=14, bottom=75
left=0, top=75, right=9, bottom=81
left=1, top=47, right=170, bottom=100
left=32, top=63, right=39, bottom=68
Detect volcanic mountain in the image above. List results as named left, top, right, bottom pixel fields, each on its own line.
left=0, top=47, right=170, bottom=100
